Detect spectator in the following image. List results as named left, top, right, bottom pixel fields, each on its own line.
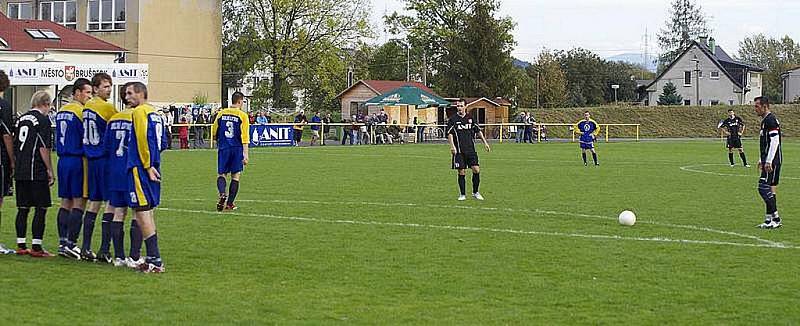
left=310, top=111, right=322, bottom=146
left=350, top=115, right=360, bottom=145
left=323, top=113, right=332, bottom=134
left=414, top=116, right=425, bottom=143
left=264, top=111, right=272, bottom=124
left=178, top=117, right=189, bottom=149
left=514, top=112, right=525, bottom=143
left=195, top=109, right=210, bottom=148
left=164, top=108, right=175, bottom=149
left=340, top=117, right=351, bottom=145
left=256, top=111, right=268, bottom=125
left=293, top=110, right=308, bottom=146
left=524, top=112, right=535, bottom=143
left=388, top=120, right=403, bottom=144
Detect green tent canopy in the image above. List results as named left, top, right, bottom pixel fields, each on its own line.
left=364, top=85, right=450, bottom=108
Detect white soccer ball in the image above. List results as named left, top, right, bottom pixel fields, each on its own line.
left=618, top=210, right=636, bottom=226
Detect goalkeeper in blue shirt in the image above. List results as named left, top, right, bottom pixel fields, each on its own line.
left=575, top=111, right=600, bottom=166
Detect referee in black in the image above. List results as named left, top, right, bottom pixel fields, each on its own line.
left=14, top=91, right=55, bottom=257
left=718, top=109, right=749, bottom=167
left=447, top=100, right=491, bottom=201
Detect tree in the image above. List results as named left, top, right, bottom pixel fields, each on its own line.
left=658, top=81, right=683, bottom=105
left=737, top=34, right=800, bottom=103
left=384, top=0, right=476, bottom=90
left=439, top=0, right=516, bottom=98
left=558, top=48, right=606, bottom=106
left=657, top=0, right=711, bottom=69
left=368, top=40, right=410, bottom=81
left=222, top=0, right=372, bottom=108
left=526, top=50, right=567, bottom=108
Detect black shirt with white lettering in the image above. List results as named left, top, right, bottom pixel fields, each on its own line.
left=14, top=109, right=52, bottom=181
left=721, top=116, right=744, bottom=138
left=447, top=113, right=481, bottom=154
left=759, top=112, right=782, bottom=165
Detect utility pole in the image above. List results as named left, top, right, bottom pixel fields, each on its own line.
left=406, top=43, right=410, bottom=82
left=536, top=70, right=540, bottom=108
left=423, top=51, right=427, bottom=86
left=642, top=27, right=649, bottom=80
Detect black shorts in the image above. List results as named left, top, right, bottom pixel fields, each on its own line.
left=452, top=152, right=479, bottom=170
left=15, top=180, right=52, bottom=208
left=759, top=163, right=781, bottom=186
left=727, top=136, right=742, bottom=149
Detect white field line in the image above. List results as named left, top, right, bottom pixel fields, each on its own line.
left=679, top=163, right=800, bottom=180
left=158, top=207, right=797, bottom=250
left=164, top=198, right=784, bottom=247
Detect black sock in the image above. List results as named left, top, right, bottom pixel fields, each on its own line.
left=68, top=208, right=84, bottom=245
left=458, top=174, right=466, bottom=196
left=740, top=152, right=748, bottom=166
left=728, top=153, right=735, bottom=165
left=130, top=220, right=143, bottom=260
left=99, top=213, right=114, bottom=253
left=16, top=208, right=30, bottom=246
left=81, top=211, right=98, bottom=251
left=111, top=221, right=125, bottom=259
left=217, top=176, right=227, bottom=195
left=472, top=173, right=480, bottom=194
left=227, top=180, right=239, bottom=205
left=144, top=234, right=162, bottom=266
left=592, top=152, right=598, bottom=165
left=582, top=152, right=587, bottom=165
left=32, top=208, right=46, bottom=251
left=57, top=208, right=69, bottom=245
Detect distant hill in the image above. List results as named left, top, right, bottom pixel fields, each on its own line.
left=606, top=53, right=657, bottom=72
left=512, top=58, right=531, bottom=69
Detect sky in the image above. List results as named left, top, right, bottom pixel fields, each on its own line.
left=369, top=0, right=800, bottom=62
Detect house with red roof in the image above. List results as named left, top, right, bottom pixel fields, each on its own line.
left=0, top=13, right=126, bottom=112
left=335, top=80, right=442, bottom=122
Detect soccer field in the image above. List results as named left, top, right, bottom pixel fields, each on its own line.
left=1, top=140, right=799, bottom=324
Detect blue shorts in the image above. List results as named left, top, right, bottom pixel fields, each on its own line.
left=57, top=156, right=86, bottom=199
left=580, top=141, right=594, bottom=150
left=108, top=190, right=128, bottom=208
left=87, top=157, right=108, bottom=201
left=218, top=148, right=244, bottom=174
left=128, top=166, right=161, bottom=210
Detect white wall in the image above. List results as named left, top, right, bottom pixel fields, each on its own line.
left=648, top=44, right=741, bottom=106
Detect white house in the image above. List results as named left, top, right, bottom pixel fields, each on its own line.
left=646, top=37, right=764, bottom=106
left=782, top=67, right=800, bottom=104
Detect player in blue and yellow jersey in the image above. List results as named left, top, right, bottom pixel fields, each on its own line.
left=56, top=78, right=91, bottom=259
left=81, top=73, right=118, bottom=262
left=575, top=111, right=600, bottom=166
left=211, top=91, right=250, bottom=211
left=102, top=83, right=143, bottom=267
left=125, top=82, right=168, bottom=273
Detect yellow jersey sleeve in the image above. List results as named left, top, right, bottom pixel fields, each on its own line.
left=240, top=110, right=250, bottom=145
left=132, top=106, right=151, bottom=169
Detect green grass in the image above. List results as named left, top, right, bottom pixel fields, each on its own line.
left=1, top=140, right=799, bottom=324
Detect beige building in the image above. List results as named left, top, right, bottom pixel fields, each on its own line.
left=1, top=0, right=222, bottom=107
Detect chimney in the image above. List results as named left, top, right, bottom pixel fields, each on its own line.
left=709, top=37, right=716, bottom=55
left=699, top=36, right=709, bottom=47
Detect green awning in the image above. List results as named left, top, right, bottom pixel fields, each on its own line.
left=365, top=85, right=450, bottom=108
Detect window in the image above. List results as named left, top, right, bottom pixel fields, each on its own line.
left=40, top=1, right=77, bottom=29
left=471, top=108, right=486, bottom=124
left=684, top=71, right=692, bottom=86
left=711, top=100, right=720, bottom=105
left=88, top=0, right=126, bottom=31
left=710, top=71, right=720, bottom=79
left=683, top=100, right=691, bottom=106
left=25, top=29, right=47, bottom=39
left=0, top=37, right=8, bottom=49
left=25, top=29, right=60, bottom=40
left=7, top=2, right=34, bottom=19
left=698, top=70, right=703, bottom=78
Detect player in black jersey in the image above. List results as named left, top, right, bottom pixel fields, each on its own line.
left=14, top=91, right=55, bottom=257
left=718, top=109, right=749, bottom=167
left=447, top=100, right=491, bottom=201
left=754, top=97, right=783, bottom=229
left=0, top=70, right=15, bottom=254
